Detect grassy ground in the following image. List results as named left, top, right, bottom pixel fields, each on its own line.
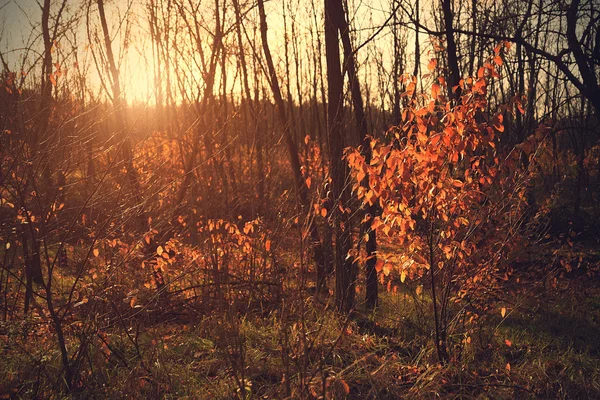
left=2, top=243, right=600, bottom=399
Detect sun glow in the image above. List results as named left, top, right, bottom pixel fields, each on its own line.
left=1, top=0, right=396, bottom=107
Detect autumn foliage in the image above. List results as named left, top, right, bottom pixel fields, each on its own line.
left=2, top=0, right=600, bottom=397
left=348, top=47, right=536, bottom=362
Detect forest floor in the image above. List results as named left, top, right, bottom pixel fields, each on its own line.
left=2, top=240, right=600, bottom=399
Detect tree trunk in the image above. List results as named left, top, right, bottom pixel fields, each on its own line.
left=96, top=0, right=143, bottom=216
left=257, top=0, right=326, bottom=288
left=334, top=0, right=378, bottom=309
left=441, top=0, right=461, bottom=101
left=233, top=0, right=264, bottom=212
left=325, top=0, right=355, bottom=313
left=566, top=0, right=600, bottom=117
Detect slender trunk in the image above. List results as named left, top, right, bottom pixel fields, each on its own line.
left=392, top=1, right=401, bottom=125
left=233, top=0, right=264, bottom=211
left=257, top=0, right=326, bottom=283
left=97, top=0, right=143, bottom=214
left=566, top=0, right=600, bottom=117
left=468, top=0, right=477, bottom=77
left=292, top=20, right=306, bottom=147
left=37, top=0, right=53, bottom=151
left=325, top=0, right=355, bottom=313
left=516, top=41, right=525, bottom=139
left=172, top=0, right=222, bottom=212
left=441, top=0, right=461, bottom=101
left=282, top=1, right=298, bottom=145
left=429, top=232, right=448, bottom=363
left=335, top=0, right=378, bottom=309
left=413, top=0, right=420, bottom=78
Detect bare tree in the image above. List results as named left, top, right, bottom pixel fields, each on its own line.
left=256, top=0, right=327, bottom=290
left=324, top=0, right=356, bottom=312
left=96, top=0, right=144, bottom=218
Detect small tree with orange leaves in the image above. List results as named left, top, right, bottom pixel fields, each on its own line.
left=347, top=47, right=532, bottom=363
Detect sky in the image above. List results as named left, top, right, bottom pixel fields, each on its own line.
left=0, top=0, right=425, bottom=105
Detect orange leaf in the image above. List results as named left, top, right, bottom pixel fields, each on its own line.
left=429, top=135, right=442, bottom=146
left=356, top=170, right=366, bottom=184
left=406, top=81, right=416, bottom=96
left=305, top=177, right=311, bottom=189
left=93, top=248, right=99, bottom=257
left=494, top=42, right=502, bottom=55
left=451, top=151, right=459, bottom=163
left=428, top=58, right=438, bottom=72
left=477, top=67, right=485, bottom=79
left=371, top=218, right=382, bottom=230
left=339, top=379, right=350, bottom=395
left=320, top=208, right=327, bottom=218
left=383, top=263, right=392, bottom=276
left=415, top=285, right=423, bottom=296
left=443, top=134, right=452, bottom=147
left=157, top=246, right=164, bottom=256
left=431, top=83, right=440, bottom=100
left=504, top=339, right=512, bottom=347
left=501, top=307, right=507, bottom=318
left=265, top=240, right=271, bottom=252
left=375, top=259, right=384, bottom=273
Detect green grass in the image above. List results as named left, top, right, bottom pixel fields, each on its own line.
left=2, top=259, right=600, bottom=399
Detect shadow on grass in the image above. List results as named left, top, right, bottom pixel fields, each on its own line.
left=505, top=302, right=600, bottom=356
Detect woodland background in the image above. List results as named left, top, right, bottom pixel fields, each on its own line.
left=0, top=0, right=599, bottom=398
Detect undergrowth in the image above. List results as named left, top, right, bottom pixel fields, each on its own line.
left=2, top=241, right=599, bottom=399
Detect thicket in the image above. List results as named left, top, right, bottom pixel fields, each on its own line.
left=1, top=0, right=599, bottom=398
